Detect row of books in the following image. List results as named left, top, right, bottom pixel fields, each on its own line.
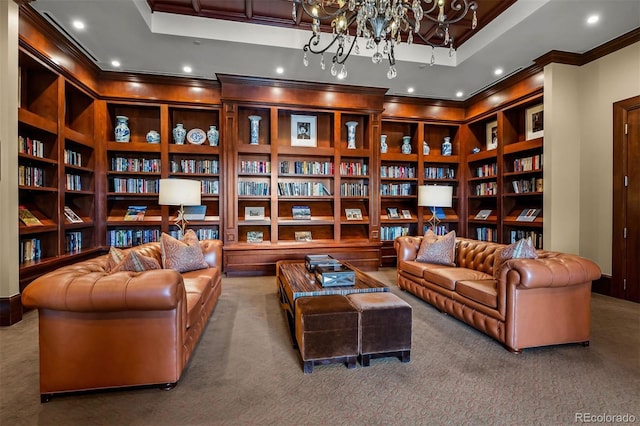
left=508, top=230, right=542, bottom=248
left=380, top=165, right=416, bottom=179
left=19, top=238, right=41, bottom=262
left=63, top=148, right=83, bottom=167
left=65, top=174, right=82, bottom=191
left=513, top=154, right=543, bottom=172
left=381, top=183, right=413, bottom=196
left=239, top=160, right=271, bottom=174
left=171, top=159, right=219, bottom=174
left=277, top=182, right=331, bottom=197
left=111, top=178, right=159, bottom=194
left=340, top=161, right=368, bottom=176
left=111, top=157, right=161, bottom=173
left=65, top=231, right=83, bottom=253
left=107, top=229, right=161, bottom=248
left=475, top=227, right=498, bottom=242
left=238, top=181, right=270, bottom=196
left=511, top=177, right=542, bottom=194
left=474, top=182, right=498, bottom=196
left=18, top=165, right=45, bottom=187
left=475, top=163, right=497, bottom=178
left=380, top=226, right=410, bottom=241
left=200, top=180, right=220, bottom=195
left=424, top=167, right=455, bottom=179
left=423, top=224, right=450, bottom=236
left=18, top=136, right=44, bottom=158
left=279, top=161, right=334, bottom=175
left=340, top=183, right=369, bottom=197
left=169, top=228, right=219, bottom=240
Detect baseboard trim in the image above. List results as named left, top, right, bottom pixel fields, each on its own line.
left=592, top=274, right=612, bottom=296
left=0, top=294, right=23, bottom=326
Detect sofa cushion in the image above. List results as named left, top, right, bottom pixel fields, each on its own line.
left=415, top=230, right=456, bottom=266
left=493, top=238, right=538, bottom=277
left=399, top=260, right=451, bottom=279
left=424, top=267, right=493, bottom=291
left=105, top=246, right=126, bottom=272
left=161, top=230, right=209, bottom=273
left=456, top=279, right=498, bottom=308
left=109, top=249, right=161, bottom=273
left=183, top=276, right=211, bottom=329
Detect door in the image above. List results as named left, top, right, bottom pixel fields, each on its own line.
left=613, top=96, right=640, bottom=302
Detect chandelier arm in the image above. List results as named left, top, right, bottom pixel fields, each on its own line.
left=412, top=30, right=449, bottom=48
left=333, top=35, right=359, bottom=65
left=303, top=33, right=340, bottom=56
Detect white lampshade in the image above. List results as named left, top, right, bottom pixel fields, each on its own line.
left=158, top=179, right=201, bottom=206
left=418, top=185, right=453, bottom=208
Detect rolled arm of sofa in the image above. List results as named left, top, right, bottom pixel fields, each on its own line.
left=394, top=236, right=423, bottom=262
left=22, top=268, right=185, bottom=313
left=504, top=253, right=601, bottom=289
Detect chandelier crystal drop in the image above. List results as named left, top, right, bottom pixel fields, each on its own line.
left=293, top=0, right=478, bottom=80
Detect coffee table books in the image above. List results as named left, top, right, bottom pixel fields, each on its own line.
left=315, top=264, right=356, bottom=287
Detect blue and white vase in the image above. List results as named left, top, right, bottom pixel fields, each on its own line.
left=207, top=125, right=219, bottom=146
left=401, top=136, right=412, bottom=154
left=346, top=121, right=358, bottom=149
left=248, top=115, right=261, bottom=145
left=423, top=141, right=430, bottom=155
left=114, top=115, right=130, bottom=142
left=442, top=136, right=452, bottom=156
left=173, top=123, right=186, bottom=145
left=380, top=134, right=388, bottom=154
left=146, top=130, right=160, bottom=144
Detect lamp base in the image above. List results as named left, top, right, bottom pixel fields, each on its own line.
left=175, top=204, right=189, bottom=236
left=426, top=208, right=440, bottom=232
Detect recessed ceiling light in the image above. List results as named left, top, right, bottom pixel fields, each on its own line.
left=183, top=66, right=192, bottom=73
left=455, top=91, right=464, bottom=98
left=407, top=87, right=415, bottom=93
left=494, top=68, right=503, bottom=76
left=111, top=60, right=121, bottom=67
left=587, top=14, right=599, bottom=25
left=72, top=20, right=85, bottom=30
left=276, top=67, right=284, bottom=74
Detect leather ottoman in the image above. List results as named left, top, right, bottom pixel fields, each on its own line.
left=295, top=295, right=359, bottom=374
left=347, top=292, right=412, bottom=366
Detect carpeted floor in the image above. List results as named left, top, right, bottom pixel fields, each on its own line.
left=1, top=268, right=639, bottom=425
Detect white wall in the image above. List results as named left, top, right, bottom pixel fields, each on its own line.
left=544, top=41, right=640, bottom=274
left=0, top=1, right=19, bottom=300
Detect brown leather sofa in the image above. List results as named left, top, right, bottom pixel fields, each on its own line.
left=394, top=236, right=601, bottom=353
left=21, top=239, right=222, bottom=402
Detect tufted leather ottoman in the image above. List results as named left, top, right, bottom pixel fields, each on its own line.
left=347, top=292, right=412, bottom=366
left=295, top=295, right=359, bottom=374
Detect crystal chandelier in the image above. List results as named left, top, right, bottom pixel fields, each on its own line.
left=292, top=0, right=478, bottom=80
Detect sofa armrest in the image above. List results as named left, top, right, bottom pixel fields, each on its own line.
left=200, top=239, right=223, bottom=269
left=502, top=253, right=601, bottom=289
left=394, top=236, right=423, bottom=262
left=22, top=268, right=185, bottom=313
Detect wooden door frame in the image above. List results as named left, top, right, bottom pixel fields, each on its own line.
left=611, top=95, right=640, bottom=299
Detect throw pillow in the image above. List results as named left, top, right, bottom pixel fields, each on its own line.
left=105, top=246, right=126, bottom=272
left=161, top=229, right=209, bottom=273
left=415, top=230, right=456, bottom=266
left=110, top=250, right=161, bottom=273
left=493, top=237, right=538, bottom=277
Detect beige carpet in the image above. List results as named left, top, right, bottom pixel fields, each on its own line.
left=1, top=268, right=639, bottom=425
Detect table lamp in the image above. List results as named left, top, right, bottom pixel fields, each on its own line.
left=418, top=185, right=453, bottom=232
left=159, top=178, right=201, bottom=236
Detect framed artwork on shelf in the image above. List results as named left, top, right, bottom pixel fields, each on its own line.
left=474, top=209, right=492, bottom=220
left=386, top=207, right=400, bottom=219
left=183, top=205, right=206, bottom=220
left=401, top=209, right=412, bottom=219
left=124, top=206, right=147, bottom=221
left=486, top=120, right=498, bottom=150
left=64, top=206, right=84, bottom=223
left=292, top=205, right=311, bottom=219
left=345, top=208, right=363, bottom=220
left=526, top=104, right=544, bottom=140
left=295, top=231, right=312, bottom=242
left=246, top=231, right=264, bottom=243
left=244, top=206, right=265, bottom=221
left=516, top=208, right=541, bottom=222
left=291, top=115, right=317, bottom=147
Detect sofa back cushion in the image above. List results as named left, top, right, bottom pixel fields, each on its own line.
left=455, top=238, right=504, bottom=275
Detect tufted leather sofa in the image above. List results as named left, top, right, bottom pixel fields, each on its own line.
left=21, top=239, right=222, bottom=401
left=394, top=236, right=601, bottom=353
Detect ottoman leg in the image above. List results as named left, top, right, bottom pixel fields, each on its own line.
left=303, top=361, right=313, bottom=374
left=400, top=350, right=411, bottom=363
left=360, top=354, right=371, bottom=367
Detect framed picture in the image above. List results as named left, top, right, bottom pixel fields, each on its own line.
left=295, top=231, right=312, bottom=242
left=184, top=205, right=206, bottom=220
left=345, top=208, right=363, bottom=220
left=526, top=104, right=544, bottom=140
left=246, top=231, right=264, bottom=243
left=401, top=209, right=412, bottom=219
left=291, top=115, right=317, bottom=147
left=292, top=205, right=311, bottom=219
left=244, top=206, right=265, bottom=221
left=64, top=206, right=84, bottom=223
left=386, top=207, right=400, bottom=219
left=486, top=120, right=498, bottom=150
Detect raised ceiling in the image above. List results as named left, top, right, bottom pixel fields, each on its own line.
left=30, top=0, right=640, bottom=100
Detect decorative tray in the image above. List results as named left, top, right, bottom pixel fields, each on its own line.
left=187, top=128, right=206, bottom=145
